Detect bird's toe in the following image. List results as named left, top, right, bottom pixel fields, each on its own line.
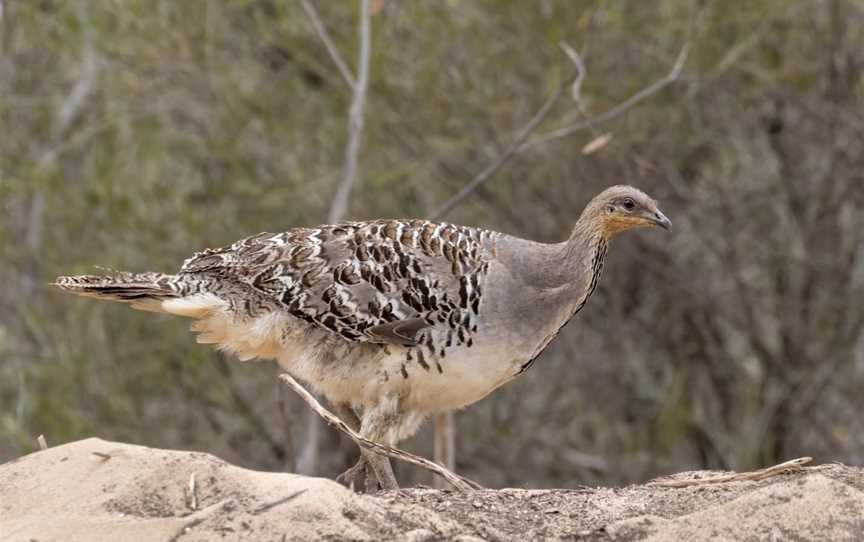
left=336, top=458, right=368, bottom=491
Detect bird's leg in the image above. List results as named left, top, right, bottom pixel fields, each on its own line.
left=332, top=403, right=372, bottom=491
left=358, top=396, right=401, bottom=491
left=362, top=447, right=398, bottom=491
left=338, top=447, right=396, bottom=492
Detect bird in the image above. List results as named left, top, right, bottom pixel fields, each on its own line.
left=54, top=184, right=670, bottom=491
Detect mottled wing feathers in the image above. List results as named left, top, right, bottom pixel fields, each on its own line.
left=178, top=220, right=495, bottom=349
left=367, top=317, right=430, bottom=346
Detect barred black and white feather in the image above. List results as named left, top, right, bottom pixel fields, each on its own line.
left=56, top=220, right=496, bottom=364
left=177, top=220, right=495, bottom=351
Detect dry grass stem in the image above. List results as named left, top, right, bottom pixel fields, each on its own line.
left=278, top=373, right=482, bottom=491
left=649, top=457, right=813, bottom=488
left=252, top=489, right=307, bottom=515
left=170, top=499, right=234, bottom=542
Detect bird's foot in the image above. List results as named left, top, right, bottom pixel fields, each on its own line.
left=337, top=454, right=400, bottom=492
left=337, top=458, right=368, bottom=491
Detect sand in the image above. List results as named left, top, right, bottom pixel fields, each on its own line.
left=2, top=438, right=863, bottom=541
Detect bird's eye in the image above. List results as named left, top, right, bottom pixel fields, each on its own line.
left=622, top=198, right=636, bottom=211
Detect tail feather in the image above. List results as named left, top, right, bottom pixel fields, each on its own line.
left=53, top=271, right=181, bottom=304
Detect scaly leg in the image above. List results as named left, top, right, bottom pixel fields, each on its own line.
left=333, top=403, right=374, bottom=491
left=362, top=447, right=398, bottom=491
left=357, top=395, right=406, bottom=491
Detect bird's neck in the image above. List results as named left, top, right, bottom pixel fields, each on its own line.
left=492, top=212, right=609, bottom=316
left=553, top=216, right=609, bottom=303
left=535, top=210, right=606, bottom=284
left=506, top=217, right=609, bottom=374
left=564, top=211, right=606, bottom=258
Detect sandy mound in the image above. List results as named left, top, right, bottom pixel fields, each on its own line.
left=2, top=439, right=863, bottom=541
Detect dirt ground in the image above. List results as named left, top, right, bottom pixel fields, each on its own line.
left=2, top=438, right=863, bottom=541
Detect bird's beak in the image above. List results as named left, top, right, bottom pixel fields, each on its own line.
left=648, top=209, right=671, bottom=230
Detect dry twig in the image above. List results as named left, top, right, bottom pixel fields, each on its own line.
left=558, top=41, right=586, bottom=103
left=430, top=41, right=688, bottom=220
left=187, top=472, right=198, bottom=511
left=429, top=82, right=566, bottom=220
left=518, top=43, right=689, bottom=153
left=327, top=0, right=371, bottom=224
left=278, top=373, right=482, bottom=491
left=648, top=457, right=813, bottom=488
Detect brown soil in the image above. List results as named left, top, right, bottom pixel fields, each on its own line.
left=2, top=438, right=863, bottom=541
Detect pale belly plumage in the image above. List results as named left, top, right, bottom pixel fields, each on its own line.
left=167, top=284, right=531, bottom=467
left=283, top=339, right=519, bottom=414
left=161, top=293, right=526, bottom=418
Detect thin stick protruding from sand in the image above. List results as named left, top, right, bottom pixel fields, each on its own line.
left=187, top=473, right=198, bottom=511
left=649, top=457, right=813, bottom=488
left=278, top=373, right=482, bottom=491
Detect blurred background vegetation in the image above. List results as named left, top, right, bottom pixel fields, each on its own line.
left=2, top=0, right=863, bottom=488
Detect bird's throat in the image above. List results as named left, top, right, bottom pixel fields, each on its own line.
left=559, top=230, right=608, bottom=318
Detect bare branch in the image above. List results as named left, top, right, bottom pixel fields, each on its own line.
left=300, top=0, right=356, bottom=89
left=279, top=373, right=482, bottom=491
left=299, top=0, right=372, bottom=476
left=429, top=41, right=687, bottom=220
left=429, top=82, right=566, bottom=220
left=518, top=42, right=689, bottom=153
left=558, top=41, right=586, bottom=103
left=328, top=0, right=371, bottom=223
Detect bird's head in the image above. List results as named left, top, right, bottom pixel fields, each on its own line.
left=583, top=185, right=671, bottom=239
